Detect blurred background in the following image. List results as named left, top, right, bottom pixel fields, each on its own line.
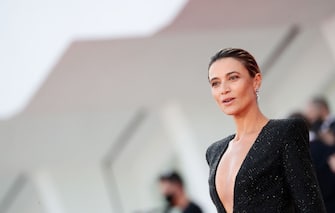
left=1, top=0, right=335, bottom=212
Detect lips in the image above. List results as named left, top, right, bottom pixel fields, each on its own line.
left=222, top=97, right=235, bottom=104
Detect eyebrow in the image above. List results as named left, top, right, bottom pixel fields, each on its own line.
left=209, top=71, right=240, bottom=82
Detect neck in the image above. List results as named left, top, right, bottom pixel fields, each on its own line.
left=233, top=104, right=268, bottom=141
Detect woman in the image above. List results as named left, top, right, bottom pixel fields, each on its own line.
left=205, top=48, right=326, bottom=213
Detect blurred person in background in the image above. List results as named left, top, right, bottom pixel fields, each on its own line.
left=304, top=96, right=335, bottom=141
left=290, top=111, right=335, bottom=213
left=158, top=171, right=202, bottom=213
left=326, top=118, right=335, bottom=175
left=206, top=48, right=326, bottom=213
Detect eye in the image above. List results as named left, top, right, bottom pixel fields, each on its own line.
left=228, top=75, right=239, bottom=81
left=211, top=81, right=220, bottom=88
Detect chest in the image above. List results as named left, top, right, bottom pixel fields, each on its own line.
left=215, top=139, right=255, bottom=188
left=209, top=137, right=284, bottom=210
left=215, top=138, right=258, bottom=209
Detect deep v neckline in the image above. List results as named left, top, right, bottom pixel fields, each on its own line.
left=214, top=120, right=272, bottom=213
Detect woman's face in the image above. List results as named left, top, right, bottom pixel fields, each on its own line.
left=208, top=57, right=261, bottom=116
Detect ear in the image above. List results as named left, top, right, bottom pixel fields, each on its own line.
left=253, top=73, right=262, bottom=91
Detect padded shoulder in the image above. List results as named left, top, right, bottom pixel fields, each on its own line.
left=270, top=118, right=309, bottom=149
left=271, top=118, right=308, bottom=136
left=206, top=135, right=233, bottom=166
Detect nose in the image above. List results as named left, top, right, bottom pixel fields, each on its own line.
left=220, top=82, right=230, bottom=95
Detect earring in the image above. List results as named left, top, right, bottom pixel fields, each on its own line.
left=256, top=89, right=259, bottom=100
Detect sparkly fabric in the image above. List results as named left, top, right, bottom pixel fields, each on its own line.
left=206, top=119, right=326, bottom=213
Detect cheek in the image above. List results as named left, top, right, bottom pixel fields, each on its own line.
left=212, top=89, right=222, bottom=104
left=240, top=81, right=254, bottom=96
left=211, top=88, right=218, bottom=99
left=235, top=82, right=255, bottom=100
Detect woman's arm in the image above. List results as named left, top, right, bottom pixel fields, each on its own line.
left=282, top=119, right=326, bottom=212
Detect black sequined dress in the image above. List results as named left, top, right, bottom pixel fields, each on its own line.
left=206, top=119, right=326, bottom=213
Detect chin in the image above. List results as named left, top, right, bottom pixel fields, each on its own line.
left=224, top=112, right=237, bottom=116
left=221, top=108, right=239, bottom=116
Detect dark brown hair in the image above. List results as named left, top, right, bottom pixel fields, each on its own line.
left=159, top=171, right=184, bottom=187
left=311, top=96, right=330, bottom=113
left=208, top=48, right=260, bottom=78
